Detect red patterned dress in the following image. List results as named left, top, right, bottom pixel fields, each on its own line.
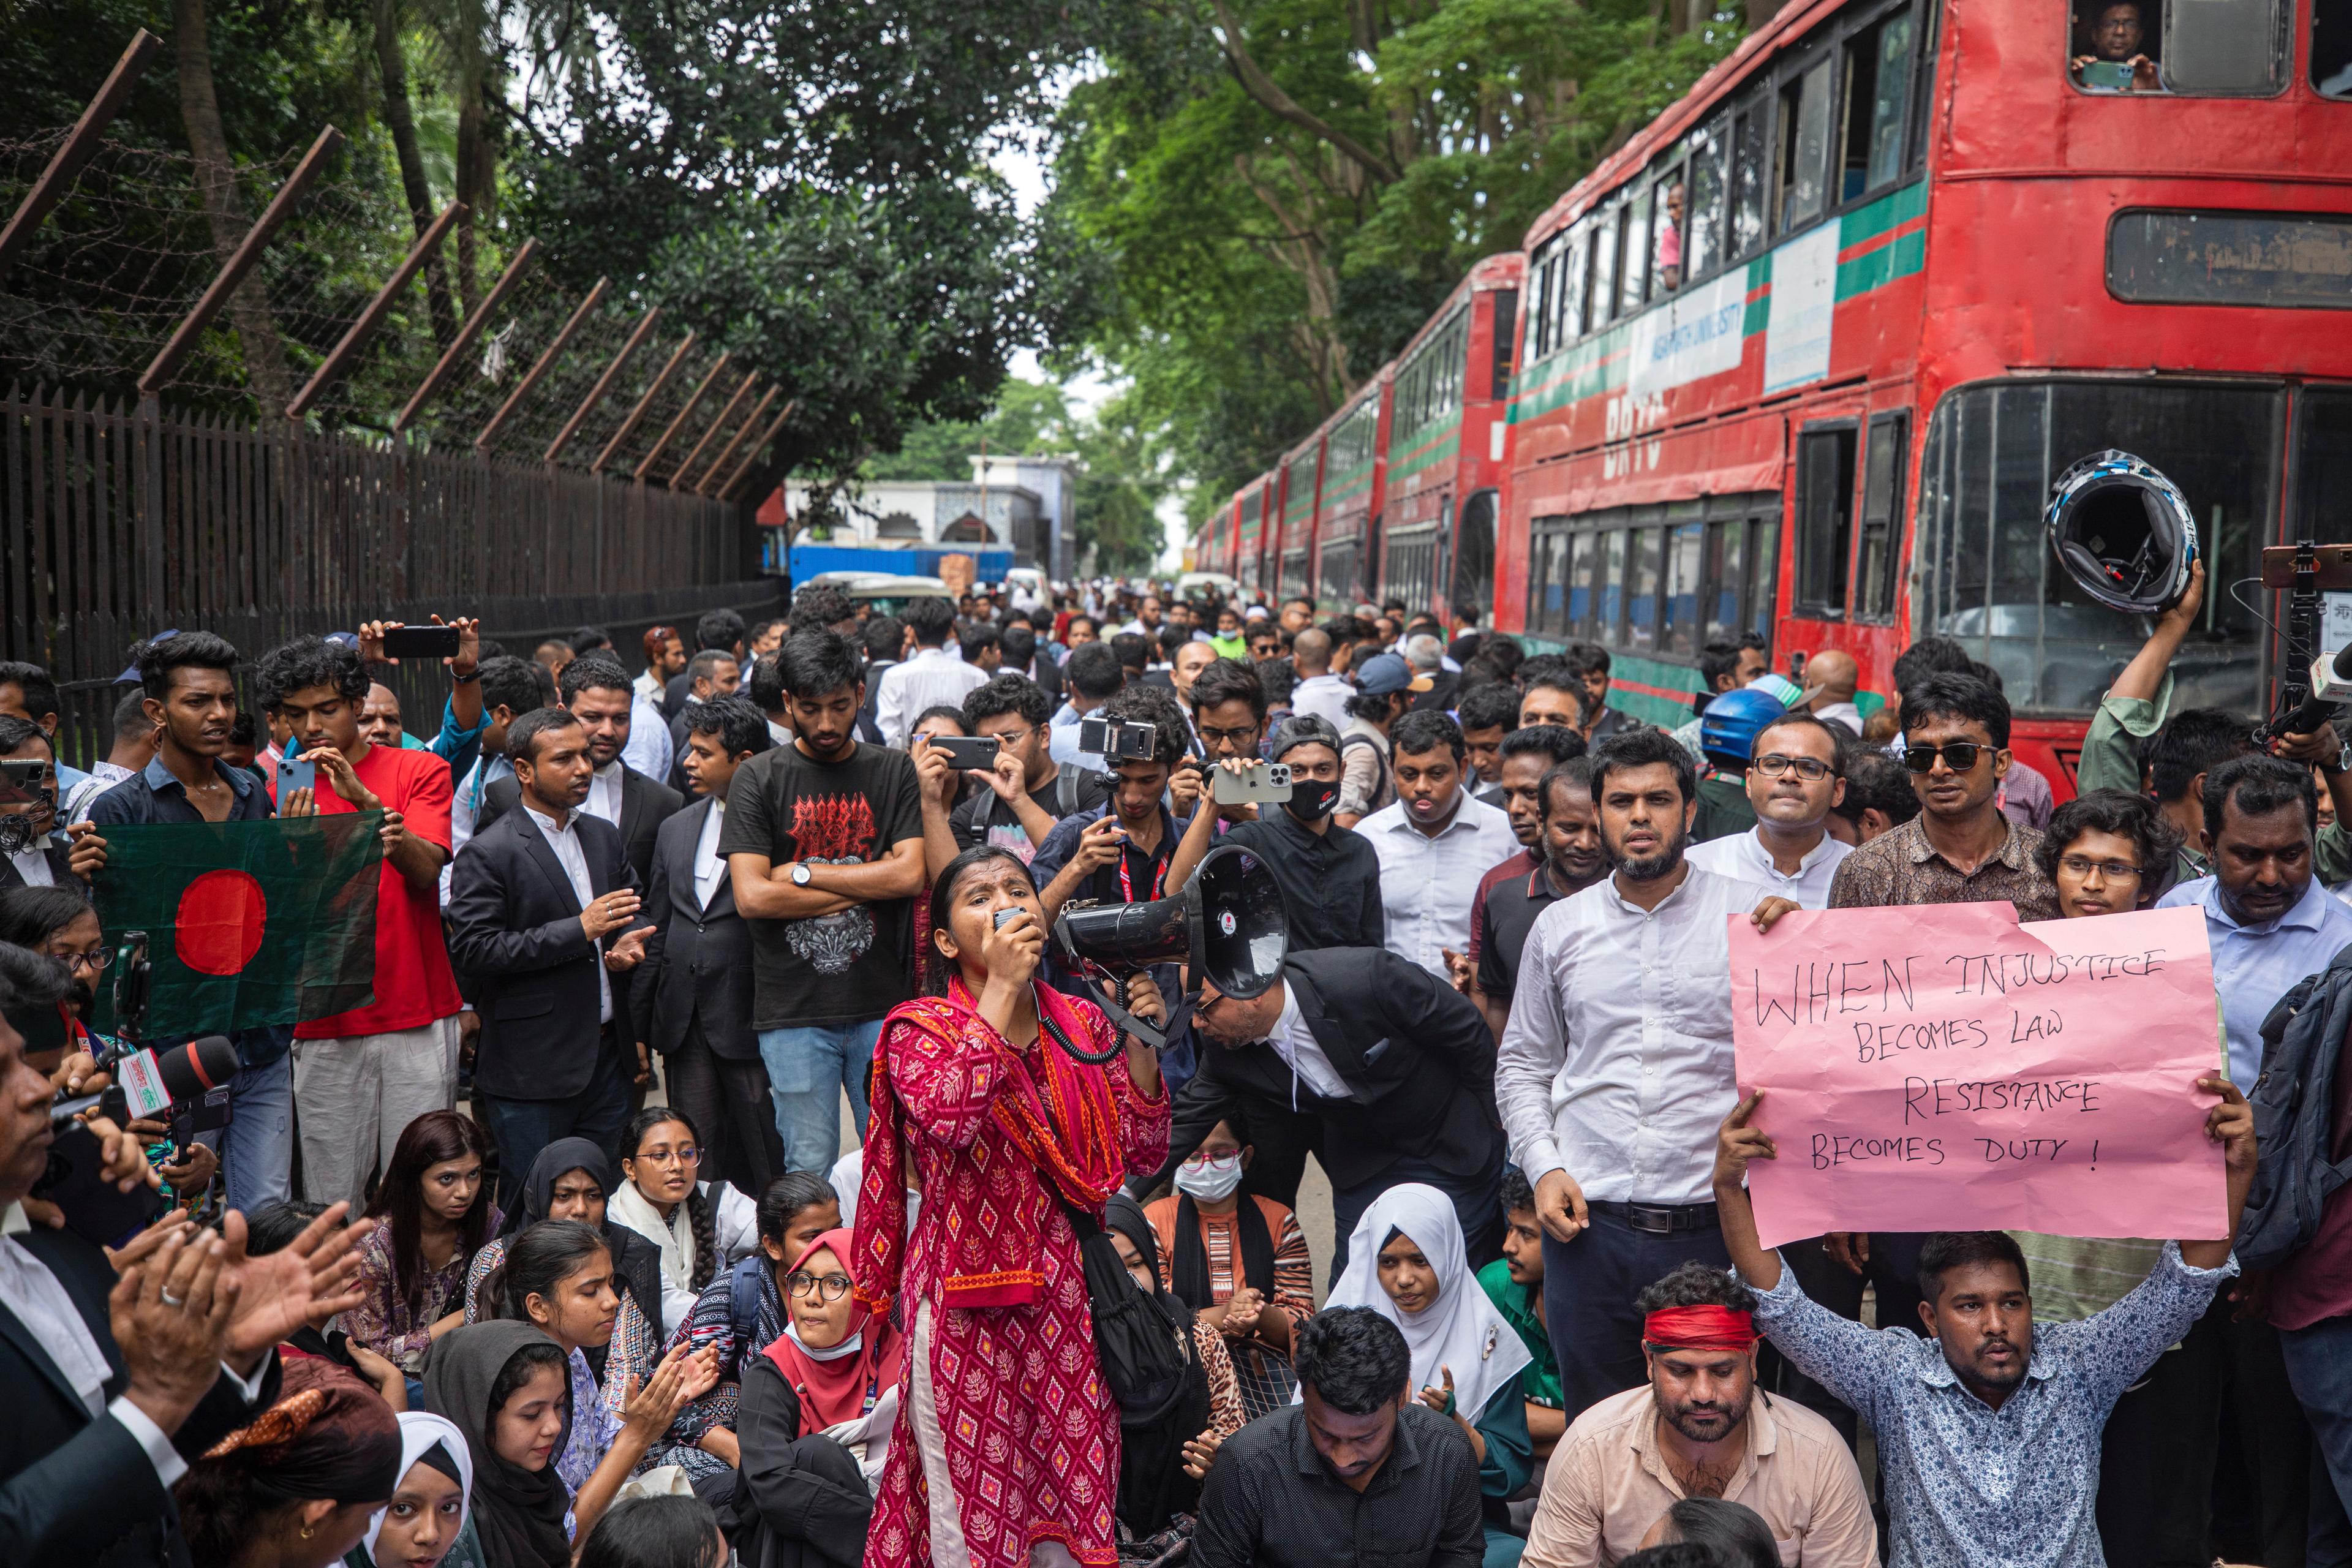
left=851, top=978, right=1170, bottom=1568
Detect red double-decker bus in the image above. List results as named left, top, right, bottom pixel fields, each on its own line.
left=1496, top=0, right=2352, bottom=788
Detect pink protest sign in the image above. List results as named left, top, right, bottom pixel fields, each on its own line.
left=1730, top=901, right=2225, bottom=1250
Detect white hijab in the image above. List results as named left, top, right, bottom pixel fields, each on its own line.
left=364, top=1411, right=473, bottom=1566
left=1321, top=1183, right=1531, bottom=1430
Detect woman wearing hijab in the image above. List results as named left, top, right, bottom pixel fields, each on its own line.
left=348, top=1411, right=473, bottom=1568
left=1099, top=1194, right=1244, bottom=1544
left=734, top=1227, right=900, bottom=1568
left=173, top=1355, right=405, bottom=1568
left=852, top=846, right=1170, bottom=1568
left=421, top=1322, right=574, bottom=1568
left=465, top=1139, right=667, bottom=1346
left=1321, top=1183, right=1534, bottom=1568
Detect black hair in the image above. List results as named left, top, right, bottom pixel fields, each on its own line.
left=790, top=584, right=856, bottom=631
left=685, top=696, right=773, bottom=758
left=489, top=1338, right=570, bottom=1415
left=1456, top=683, right=1523, bottom=736
left=0, top=944, right=72, bottom=1028
left=1589, top=728, right=1698, bottom=806
left=476, top=656, right=548, bottom=723
left=1517, top=653, right=1572, bottom=691
left=685, top=649, right=737, bottom=690
left=1892, top=635, right=1974, bottom=694
left=1749, top=711, right=1845, bottom=767
left=624, top=1107, right=717, bottom=1291
left=1831, top=749, right=1921, bottom=831
left=1002, top=626, right=1038, bottom=667
left=1499, top=725, right=1588, bottom=766
left=1698, top=640, right=1751, bottom=691
left=0, top=883, right=95, bottom=950
left=1635, top=1259, right=1757, bottom=1317
left=1656, top=1498, right=1780, bottom=1568
left=1344, top=686, right=1408, bottom=722
left=1538, top=758, right=1594, bottom=821
left=241, top=1200, right=331, bottom=1257
left=2203, top=752, right=2318, bottom=840
left=963, top=674, right=1052, bottom=729
left=859, top=615, right=903, bottom=664
left=2038, top=787, right=2183, bottom=897
left=483, top=1219, right=612, bottom=1322
left=1917, top=1230, right=2029, bottom=1305
left=903, top=597, right=957, bottom=647
left=1481, top=637, right=1525, bottom=679
left=1065, top=614, right=1099, bottom=638
left=1065, top=642, right=1125, bottom=702
left=695, top=609, right=745, bottom=654
left=1101, top=684, right=1190, bottom=767
left=252, top=635, right=370, bottom=712
left=2149, top=708, right=2256, bottom=804
left=111, top=687, right=153, bottom=740
left=578, top=1494, right=726, bottom=1568
left=924, top=846, right=1038, bottom=993
left=960, top=625, right=1003, bottom=662
left=133, top=632, right=241, bottom=705
left=1899, top=673, right=2011, bottom=751
left=568, top=625, right=613, bottom=656
left=364, top=1110, right=492, bottom=1314
left=1189, top=658, right=1266, bottom=722
left=1562, top=641, right=1613, bottom=679
left=505, top=707, right=583, bottom=767
left=913, top=704, right=967, bottom=736
left=0, top=662, right=59, bottom=720
left=227, top=711, right=259, bottom=748
left=0, top=715, right=46, bottom=757
left=1109, top=632, right=1152, bottom=673
left=558, top=652, right=635, bottom=704
left=1157, top=624, right=1189, bottom=659
left=747, top=653, right=786, bottom=715
left=1499, top=1166, right=1534, bottom=1218
left=1316, top=616, right=1363, bottom=648
left=1391, top=708, right=1465, bottom=764
left=777, top=631, right=864, bottom=703
left=1294, top=1306, right=1412, bottom=1414
left=755, top=1170, right=841, bottom=1248
left=1258, top=657, right=1296, bottom=708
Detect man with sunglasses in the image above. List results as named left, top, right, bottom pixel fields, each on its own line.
left=1685, top=712, right=1851, bottom=908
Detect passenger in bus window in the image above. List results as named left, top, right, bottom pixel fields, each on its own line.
left=2071, top=0, right=2162, bottom=91
left=1656, top=182, right=1687, bottom=292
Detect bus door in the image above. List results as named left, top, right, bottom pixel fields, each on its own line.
left=1450, top=488, right=1498, bottom=620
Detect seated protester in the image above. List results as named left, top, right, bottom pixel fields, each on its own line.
left=1458, top=684, right=1524, bottom=799
left=1104, top=1194, right=1246, bottom=1545
left=346, top=1111, right=494, bottom=1378
left=1192, top=1306, right=1485, bottom=1568
left=1520, top=1261, right=1873, bottom=1567
left=1322, top=1184, right=1534, bottom=1568
left=422, top=1320, right=699, bottom=1568
left=1464, top=761, right=1607, bottom=1041
left=733, top=1227, right=902, bottom=1566
left=1177, top=714, right=1384, bottom=952
left=1632, top=1498, right=1780, bottom=1568
left=1144, top=1114, right=1318, bottom=1419
left=175, top=1357, right=404, bottom=1568
left=1822, top=747, right=1918, bottom=846
left=578, top=1495, right=729, bottom=1568
left=350, top=1411, right=474, bottom=1568
left=1709, top=1069, right=2257, bottom=1568
left=605, top=1108, right=758, bottom=1334
left=466, top=1140, right=667, bottom=1349
left=666, top=1172, right=843, bottom=1467
left=1476, top=1169, right=1566, bottom=1463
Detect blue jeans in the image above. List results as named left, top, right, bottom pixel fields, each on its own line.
left=2280, top=1313, right=2352, bottom=1566
left=195, top=1052, right=293, bottom=1216
left=758, top=1019, right=883, bottom=1174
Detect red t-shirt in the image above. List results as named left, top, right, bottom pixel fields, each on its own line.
left=284, top=744, right=462, bottom=1039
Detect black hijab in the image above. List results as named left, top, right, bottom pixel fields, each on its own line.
left=422, top=1321, right=574, bottom=1568
left=1104, top=1193, right=1213, bottom=1538
left=508, top=1137, right=672, bottom=1341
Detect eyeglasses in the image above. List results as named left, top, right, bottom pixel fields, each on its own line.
left=2059, top=854, right=2144, bottom=881
left=637, top=1145, right=699, bottom=1166
left=1197, top=724, right=1262, bottom=748
left=1752, top=753, right=1836, bottom=782
left=1902, top=741, right=1989, bottom=774
left=49, top=947, right=111, bottom=973
left=785, top=1270, right=853, bottom=1301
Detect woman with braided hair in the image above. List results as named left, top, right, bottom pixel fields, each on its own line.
left=854, top=845, right=1171, bottom=1568
left=606, top=1109, right=758, bottom=1334
left=172, top=1354, right=404, bottom=1568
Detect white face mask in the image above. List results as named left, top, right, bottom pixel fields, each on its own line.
left=1174, top=1151, right=1245, bottom=1202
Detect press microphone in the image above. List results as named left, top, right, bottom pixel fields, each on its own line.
left=51, top=1034, right=238, bottom=1128
left=2275, top=644, right=2352, bottom=740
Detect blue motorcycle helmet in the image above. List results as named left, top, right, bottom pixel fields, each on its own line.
left=2045, top=450, right=2199, bottom=616
left=1700, top=687, right=1790, bottom=773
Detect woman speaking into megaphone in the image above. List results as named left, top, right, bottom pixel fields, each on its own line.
left=848, top=843, right=1172, bottom=1568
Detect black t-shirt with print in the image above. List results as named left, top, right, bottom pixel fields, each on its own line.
left=718, top=741, right=923, bottom=1028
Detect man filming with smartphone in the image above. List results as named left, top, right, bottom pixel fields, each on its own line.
left=1031, top=684, right=1194, bottom=925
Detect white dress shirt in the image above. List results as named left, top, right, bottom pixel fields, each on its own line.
left=585, top=762, right=625, bottom=829
left=766, top=718, right=793, bottom=750
left=621, top=693, right=672, bottom=780
left=633, top=668, right=662, bottom=700
left=693, top=798, right=728, bottom=911
left=525, top=801, right=611, bottom=1023
left=7, top=846, right=53, bottom=887
left=1360, top=791, right=1521, bottom=978
left=875, top=646, right=990, bottom=747
left=1290, top=673, right=1354, bottom=733
left=1496, top=864, right=1777, bottom=1205
left=1813, top=700, right=1863, bottom=734
left=1262, top=981, right=1352, bottom=1102
left=1685, top=827, right=1852, bottom=910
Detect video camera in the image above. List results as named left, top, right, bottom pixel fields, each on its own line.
left=1051, top=844, right=1288, bottom=1057
left=2250, top=543, right=2352, bottom=747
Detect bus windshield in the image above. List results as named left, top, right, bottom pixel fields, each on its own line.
left=1914, top=379, right=2275, bottom=717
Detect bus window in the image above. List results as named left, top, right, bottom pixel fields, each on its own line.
left=1653, top=167, right=1687, bottom=296
left=1916, top=379, right=2274, bottom=714
left=1841, top=12, right=1915, bottom=201
left=1626, top=526, right=1664, bottom=651
left=1687, top=116, right=1728, bottom=279
left=1622, top=186, right=1654, bottom=316
left=1705, top=518, right=1747, bottom=643
left=1747, top=515, right=1782, bottom=645
left=1795, top=424, right=1858, bottom=617
left=1664, top=519, right=1705, bottom=654
left=1777, top=62, right=1834, bottom=234
left=1731, top=96, right=1770, bottom=258
left=1591, top=209, right=1621, bottom=331
left=1598, top=530, right=1628, bottom=641
left=1529, top=250, right=1555, bottom=361
left=1910, top=0, right=1940, bottom=174
left=2318, top=0, right=2352, bottom=92
left=2162, top=0, right=2284, bottom=92
left=1562, top=225, right=1591, bottom=342
left=2291, top=388, right=2352, bottom=538
left=1856, top=413, right=1909, bottom=622
left=1568, top=531, right=1599, bottom=636
left=2071, top=0, right=2160, bottom=89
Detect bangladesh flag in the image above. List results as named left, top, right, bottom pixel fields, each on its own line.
left=94, top=813, right=383, bottom=1035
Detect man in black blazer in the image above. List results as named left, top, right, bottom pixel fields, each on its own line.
left=1157, top=944, right=1505, bottom=1280
left=448, top=707, right=652, bottom=1207
left=636, top=697, right=782, bottom=1196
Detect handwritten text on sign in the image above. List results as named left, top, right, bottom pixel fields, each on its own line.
left=1730, top=902, right=2225, bottom=1250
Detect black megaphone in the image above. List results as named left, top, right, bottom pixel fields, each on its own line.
left=1052, top=843, right=1289, bottom=1054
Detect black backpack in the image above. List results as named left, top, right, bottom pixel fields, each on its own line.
left=1057, top=1195, right=1196, bottom=1428
left=2237, top=943, right=2352, bottom=1272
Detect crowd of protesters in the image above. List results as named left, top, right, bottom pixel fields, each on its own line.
left=5, top=556, right=2352, bottom=1568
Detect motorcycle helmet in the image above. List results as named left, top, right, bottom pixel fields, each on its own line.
left=1699, top=687, right=1791, bottom=772
left=2045, top=450, right=2199, bottom=616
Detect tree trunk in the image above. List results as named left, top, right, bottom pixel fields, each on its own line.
left=372, top=0, right=459, bottom=346
left=451, top=0, right=493, bottom=314
left=172, top=0, right=294, bottom=413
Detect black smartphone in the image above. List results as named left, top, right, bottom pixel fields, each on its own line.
left=382, top=624, right=461, bottom=659
left=31, top=1121, right=165, bottom=1248
left=929, top=735, right=1001, bottom=771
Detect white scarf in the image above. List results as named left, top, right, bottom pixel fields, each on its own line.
left=608, top=1177, right=697, bottom=1294
left=364, top=1412, right=473, bottom=1566
left=1321, top=1183, right=1531, bottom=1429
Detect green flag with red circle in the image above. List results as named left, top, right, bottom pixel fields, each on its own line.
left=92, top=813, right=382, bottom=1035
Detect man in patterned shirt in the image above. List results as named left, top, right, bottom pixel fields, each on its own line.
left=1708, top=1077, right=2257, bottom=1568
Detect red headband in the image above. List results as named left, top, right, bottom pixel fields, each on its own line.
left=1643, top=1305, right=1759, bottom=1353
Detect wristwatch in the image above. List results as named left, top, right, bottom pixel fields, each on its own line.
left=790, top=863, right=813, bottom=887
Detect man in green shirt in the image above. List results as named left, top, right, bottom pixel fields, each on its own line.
left=1477, top=1167, right=1565, bottom=1459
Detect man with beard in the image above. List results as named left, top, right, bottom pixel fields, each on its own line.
left=1461, top=759, right=1608, bottom=1041
left=1494, top=728, right=1781, bottom=1419
left=1521, top=1261, right=1875, bottom=1567
left=1711, top=1076, right=2256, bottom=1568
